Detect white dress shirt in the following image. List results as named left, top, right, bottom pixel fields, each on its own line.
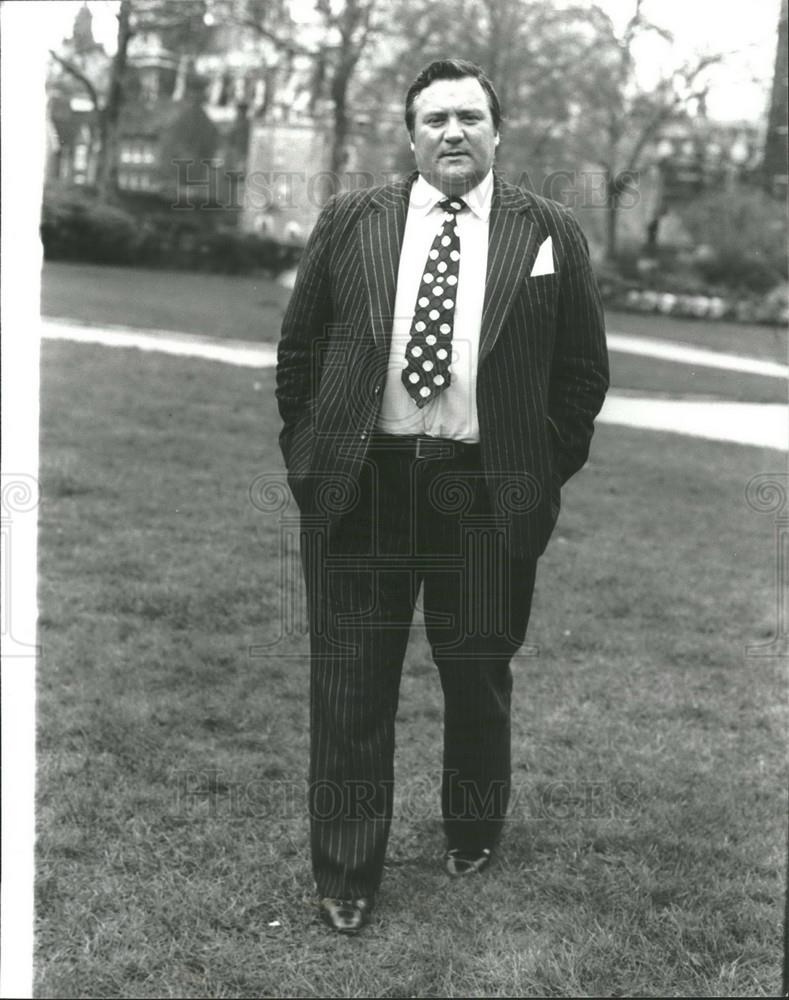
left=376, top=170, right=492, bottom=442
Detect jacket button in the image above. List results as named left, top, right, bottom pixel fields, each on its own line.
left=374, top=384, right=381, bottom=394
left=360, top=432, right=367, bottom=440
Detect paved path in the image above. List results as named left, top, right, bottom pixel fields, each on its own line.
left=597, top=396, right=786, bottom=450
left=606, top=332, right=788, bottom=379
left=41, top=317, right=788, bottom=451
left=42, top=318, right=279, bottom=369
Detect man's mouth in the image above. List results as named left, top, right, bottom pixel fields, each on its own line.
left=441, top=151, right=468, bottom=158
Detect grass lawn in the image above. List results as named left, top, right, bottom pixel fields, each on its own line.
left=40, top=261, right=788, bottom=404
left=41, top=261, right=293, bottom=343
left=607, top=352, right=786, bottom=404
left=42, top=261, right=789, bottom=367
left=35, top=338, right=785, bottom=997
left=604, top=308, right=788, bottom=365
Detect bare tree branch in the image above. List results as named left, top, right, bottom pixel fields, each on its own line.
left=622, top=53, right=725, bottom=174
left=48, top=50, right=101, bottom=109
left=237, top=15, right=315, bottom=56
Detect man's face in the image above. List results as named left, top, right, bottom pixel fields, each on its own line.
left=410, top=76, right=499, bottom=195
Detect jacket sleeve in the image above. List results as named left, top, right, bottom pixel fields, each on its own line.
left=275, top=195, right=336, bottom=467
left=547, top=209, right=609, bottom=485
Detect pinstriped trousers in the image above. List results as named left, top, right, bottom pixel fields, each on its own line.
left=302, top=435, right=537, bottom=899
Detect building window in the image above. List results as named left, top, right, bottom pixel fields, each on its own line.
left=121, top=141, right=157, bottom=165
left=119, top=169, right=159, bottom=192
left=119, top=139, right=158, bottom=182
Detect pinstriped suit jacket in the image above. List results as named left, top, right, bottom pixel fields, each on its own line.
left=276, top=170, right=609, bottom=561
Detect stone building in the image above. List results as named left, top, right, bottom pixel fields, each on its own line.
left=47, top=4, right=229, bottom=211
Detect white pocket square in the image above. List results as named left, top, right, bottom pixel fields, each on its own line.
left=529, top=236, right=555, bottom=277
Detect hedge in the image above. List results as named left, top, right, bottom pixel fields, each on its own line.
left=597, top=267, right=789, bottom=326
left=40, top=189, right=302, bottom=275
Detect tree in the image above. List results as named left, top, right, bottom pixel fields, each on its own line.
left=374, top=0, right=729, bottom=261
left=224, top=0, right=380, bottom=190
left=48, top=3, right=111, bottom=190
left=371, top=0, right=640, bottom=183
left=319, top=0, right=377, bottom=178
left=98, top=0, right=133, bottom=200
left=566, top=1, right=726, bottom=261
left=762, top=0, right=788, bottom=197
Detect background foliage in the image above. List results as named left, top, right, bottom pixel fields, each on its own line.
left=41, top=187, right=301, bottom=273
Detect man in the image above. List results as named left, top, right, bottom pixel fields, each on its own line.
left=276, top=59, right=609, bottom=934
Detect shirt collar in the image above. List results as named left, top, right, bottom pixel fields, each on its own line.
left=410, top=170, right=493, bottom=222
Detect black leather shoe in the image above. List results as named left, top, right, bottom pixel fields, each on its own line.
left=318, top=896, right=372, bottom=934
left=445, top=847, right=492, bottom=876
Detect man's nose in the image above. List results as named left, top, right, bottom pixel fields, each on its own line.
left=444, top=115, right=463, bottom=141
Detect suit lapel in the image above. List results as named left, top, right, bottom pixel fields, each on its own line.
left=357, top=175, right=413, bottom=353
left=479, top=174, right=541, bottom=365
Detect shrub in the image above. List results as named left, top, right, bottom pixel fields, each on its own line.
left=40, top=188, right=302, bottom=275
left=677, top=187, right=788, bottom=294
left=41, top=190, right=140, bottom=264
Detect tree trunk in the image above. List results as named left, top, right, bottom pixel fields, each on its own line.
left=329, top=85, right=349, bottom=187
left=605, top=171, right=619, bottom=263
left=97, top=0, right=132, bottom=202
left=324, top=0, right=372, bottom=200
left=762, top=0, right=788, bottom=196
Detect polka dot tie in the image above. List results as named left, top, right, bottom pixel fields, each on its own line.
left=401, top=196, right=465, bottom=408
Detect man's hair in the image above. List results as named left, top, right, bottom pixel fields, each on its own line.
left=404, top=59, right=502, bottom=136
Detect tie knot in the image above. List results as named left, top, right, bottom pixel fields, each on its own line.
left=439, top=196, right=466, bottom=216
